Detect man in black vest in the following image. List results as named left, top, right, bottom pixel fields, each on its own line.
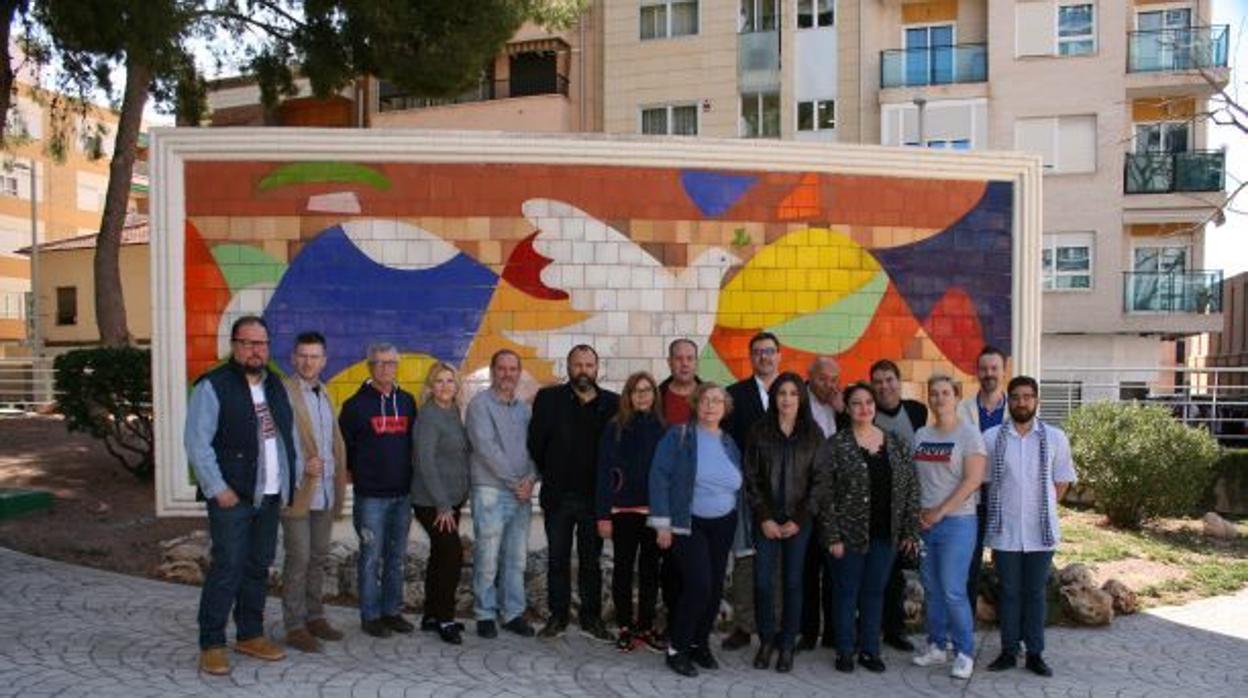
left=721, top=331, right=781, bottom=650
left=530, top=344, right=619, bottom=641
left=186, top=316, right=296, bottom=675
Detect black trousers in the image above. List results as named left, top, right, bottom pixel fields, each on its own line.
left=610, top=512, right=661, bottom=631
left=800, top=529, right=837, bottom=639
left=882, top=548, right=914, bottom=638
left=544, top=495, right=603, bottom=622
left=669, top=511, right=736, bottom=653
left=413, top=505, right=463, bottom=623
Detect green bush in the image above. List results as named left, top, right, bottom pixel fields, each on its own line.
left=1065, top=401, right=1220, bottom=529
left=53, top=347, right=153, bottom=481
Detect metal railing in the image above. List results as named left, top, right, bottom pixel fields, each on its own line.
left=378, top=74, right=569, bottom=113
left=1124, top=150, right=1225, bottom=194
left=1123, top=270, right=1223, bottom=314
left=1127, top=25, right=1229, bottom=73
left=880, top=43, right=987, bottom=88
left=0, top=357, right=57, bottom=413
left=1039, top=366, right=1248, bottom=447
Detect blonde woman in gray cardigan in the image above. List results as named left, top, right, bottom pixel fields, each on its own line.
left=812, top=381, right=920, bottom=675
left=411, top=361, right=471, bottom=645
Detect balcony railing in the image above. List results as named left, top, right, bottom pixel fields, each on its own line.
left=1124, top=150, right=1225, bottom=194
left=1127, top=25, right=1229, bottom=73
left=378, top=74, right=568, bottom=113
left=1124, top=270, right=1223, bottom=314
left=880, top=43, right=987, bottom=88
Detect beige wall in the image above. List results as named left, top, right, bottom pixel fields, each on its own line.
left=37, top=245, right=150, bottom=346
left=371, top=94, right=574, bottom=132
left=602, top=0, right=738, bottom=137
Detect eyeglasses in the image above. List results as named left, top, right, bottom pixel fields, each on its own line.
left=371, top=360, right=400, bottom=368
left=231, top=339, right=269, bottom=350
left=751, top=347, right=777, bottom=357
left=700, top=395, right=726, bottom=405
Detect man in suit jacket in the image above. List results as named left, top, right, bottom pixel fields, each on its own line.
left=721, top=331, right=782, bottom=651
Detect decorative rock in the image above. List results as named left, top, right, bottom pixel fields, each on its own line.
left=903, top=574, right=924, bottom=625
left=1059, top=583, right=1114, bottom=626
left=975, top=595, right=997, bottom=623
left=155, top=560, right=204, bottom=585
left=1101, top=578, right=1139, bottom=615
left=1056, top=563, right=1095, bottom=589
left=1202, top=512, right=1240, bottom=540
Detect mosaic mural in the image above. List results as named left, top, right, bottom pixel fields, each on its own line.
left=183, top=161, right=1013, bottom=404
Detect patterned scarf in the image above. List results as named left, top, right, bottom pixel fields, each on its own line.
left=987, top=420, right=1053, bottom=547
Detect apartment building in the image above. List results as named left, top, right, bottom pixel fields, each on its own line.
left=603, top=0, right=1231, bottom=399
left=0, top=81, right=141, bottom=354
left=208, top=10, right=604, bottom=133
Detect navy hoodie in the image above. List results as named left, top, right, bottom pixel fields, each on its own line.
left=595, top=411, right=665, bottom=519
left=338, top=380, right=417, bottom=498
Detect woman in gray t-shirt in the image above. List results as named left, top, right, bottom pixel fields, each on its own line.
left=910, top=375, right=986, bottom=680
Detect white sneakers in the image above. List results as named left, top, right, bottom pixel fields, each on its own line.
left=912, top=643, right=948, bottom=667
left=913, top=644, right=974, bottom=679
left=950, top=653, right=975, bottom=680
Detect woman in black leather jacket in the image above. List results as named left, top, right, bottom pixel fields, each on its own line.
left=744, top=372, right=824, bottom=673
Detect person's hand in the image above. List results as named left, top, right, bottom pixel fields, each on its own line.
left=828, top=542, right=844, bottom=559
left=514, top=478, right=534, bottom=501
left=305, top=456, right=324, bottom=478
left=899, top=538, right=919, bottom=558
left=215, top=489, right=239, bottom=509
left=434, top=510, right=458, bottom=533
left=779, top=521, right=800, bottom=538
left=656, top=529, right=673, bottom=550
left=761, top=520, right=783, bottom=540
left=919, top=507, right=943, bottom=530
left=597, top=520, right=613, bottom=540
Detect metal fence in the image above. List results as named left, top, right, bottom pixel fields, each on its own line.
left=1039, top=365, right=1248, bottom=447
left=0, top=357, right=57, bottom=414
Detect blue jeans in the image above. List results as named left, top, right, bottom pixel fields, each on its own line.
left=835, top=539, right=896, bottom=657
left=993, top=549, right=1054, bottom=656
left=471, top=485, right=532, bottom=623
left=353, top=494, right=412, bottom=621
left=920, top=515, right=977, bottom=656
left=754, top=525, right=811, bottom=650
left=198, top=495, right=281, bottom=649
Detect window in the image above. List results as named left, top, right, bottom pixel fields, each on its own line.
left=76, top=173, right=108, bottom=212
left=906, top=138, right=972, bottom=150
left=1130, top=244, right=1190, bottom=312
left=0, top=174, right=17, bottom=197
left=1014, top=115, right=1097, bottom=174
left=740, top=92, right=780, bottom=138
left=797, top=99, right=835, bottom=132
left=905, top=25, right=956, bottom=86
left=740, top=0, right=778, bottom=33
left=640, top=104, right=699, bottom=136
left=641, top=0, right=698, bottom=40
left=78, top=120, right=111, bottom=158
left=1058, top=3, right=1095, bottom=55
left=1042, top=233, right=1094, bottom=291
left=797, top=0, right=834, bottom=28
left=1134, top=121, right=1190, bottom=154
left=56, top=287, right=77, bottom=326
left=5, top=98, right=43, bottom=140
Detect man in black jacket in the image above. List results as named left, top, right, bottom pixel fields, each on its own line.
left=339, top=342, right=417, bottom=638
left=529, top=344, right=619, bottom=641
left=721, top=331, right=781, bottom=650
left=870, top=358, right=929, bottom=652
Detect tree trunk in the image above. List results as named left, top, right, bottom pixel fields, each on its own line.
left=94, top=58, right=151, bottom=347
left=0, top=0, right=21, bottom=146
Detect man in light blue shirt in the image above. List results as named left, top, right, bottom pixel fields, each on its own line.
left=982, top=376, right=1076, bottom=678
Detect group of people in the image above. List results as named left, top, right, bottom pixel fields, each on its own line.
left=186, top=316, right=1076, bottom=683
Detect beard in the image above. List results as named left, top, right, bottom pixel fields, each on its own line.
left=571, top=374, right=595, bottom=391
left=980, top=376, right=999, bottom=393
left=1009, top=405, right=1036, bottom=424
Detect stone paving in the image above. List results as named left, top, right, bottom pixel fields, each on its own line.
left=1, top=547, right=1245, bottom=697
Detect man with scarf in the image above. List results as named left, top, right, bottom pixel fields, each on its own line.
left=982, top=376, right=1076, bottom=677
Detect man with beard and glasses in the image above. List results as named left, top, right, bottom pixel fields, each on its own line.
left=982, top=376, right=1075, bottom=678
left=186, top=316, right=295, bottom=675
left=956, top=346, right=1008, bottom=614
left=529, top=345, right=620, bottom=641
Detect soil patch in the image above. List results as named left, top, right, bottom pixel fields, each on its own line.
left=0, top=415, right=200, bottom=578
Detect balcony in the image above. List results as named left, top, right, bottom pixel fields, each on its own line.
left=377, top=73, right=568, bottom=113
left=1124, top=270, right=1222, bottom=315
left=738, top=30, right=781, bottom=93
left=880, top=44, right=987, bottom=89
left=1124, top=150, right=1225, bottom=194
left=1128, top=25, right=1229, bottom=73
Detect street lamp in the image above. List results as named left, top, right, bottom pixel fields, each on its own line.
left=7, top=159, right=41, bottom=356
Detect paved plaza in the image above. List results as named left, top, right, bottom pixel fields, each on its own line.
left=0, top=547, right=1245, bottom=697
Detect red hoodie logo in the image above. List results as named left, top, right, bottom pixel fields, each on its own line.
left=370, top=415, right=410, bottom=435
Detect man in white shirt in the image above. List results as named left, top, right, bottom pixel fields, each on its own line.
left=982, top=376, right=1076, bottom=678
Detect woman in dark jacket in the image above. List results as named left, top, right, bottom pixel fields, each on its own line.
left=744, top=372, right=823, bottom=673
left=812, top=382, right=920, bottom=674
left=596, top=371, right=667, bottom=653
